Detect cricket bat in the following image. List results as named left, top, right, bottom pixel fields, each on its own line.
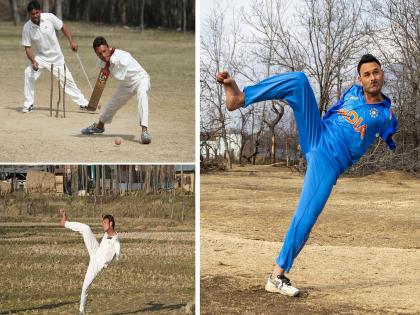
left=87, top=68, right=110, bottom=111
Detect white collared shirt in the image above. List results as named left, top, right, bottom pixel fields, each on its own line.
left=98, top=49, right=149, bottom=84
left=94, top=233, right=121, bottom=266
left=22, top=13, right=65, bottom=65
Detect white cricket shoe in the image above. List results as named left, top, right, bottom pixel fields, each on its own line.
left=22, top=104, right=33, bottom=113
left=141, top=130, right=151, bottom=144
left=265, top=274, right=300, bottom=296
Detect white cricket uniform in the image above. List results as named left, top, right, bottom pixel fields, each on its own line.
left=98, top=49, right=150, bottom=127
left=64, top=221, right=121, bottom=314
left=21, top=13, right=88, bottom=109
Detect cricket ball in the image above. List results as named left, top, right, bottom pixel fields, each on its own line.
left=114, top=137, right=122, bottom=145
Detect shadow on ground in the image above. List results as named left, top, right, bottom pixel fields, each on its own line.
left=0, top=300, right=78, bottom=314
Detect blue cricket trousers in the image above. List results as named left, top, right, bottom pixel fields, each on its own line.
left=243, top=72, right=340, bottom=272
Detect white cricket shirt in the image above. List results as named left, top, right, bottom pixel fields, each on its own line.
left=94, top=233, right=121, bottom=267
left=98, top=49, right=149, bottom=83
left=22, top=13, right=65, bottom=65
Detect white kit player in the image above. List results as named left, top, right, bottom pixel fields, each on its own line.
left=22, top=0, right=89, bottom=113
left=81, top=36, right=152, bottom=144
left=59, top=209, right=120, bottom=314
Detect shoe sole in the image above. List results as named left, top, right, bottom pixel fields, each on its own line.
left=265, top=283, right=300, bottom=297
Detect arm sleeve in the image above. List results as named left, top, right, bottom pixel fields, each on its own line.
left=380, top=109, right=398, bottom=150
left=322, top=98, right=343, bottom=120
left=114, top=238, right=121, bottom=260
left=22, top=26, right=31, bottom=47
left=45, top=13, right=63, bottom=30
left=111, top=51, right=131, bottom=80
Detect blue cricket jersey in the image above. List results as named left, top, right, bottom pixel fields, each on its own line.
left=322, top=85, right=398, bottom=172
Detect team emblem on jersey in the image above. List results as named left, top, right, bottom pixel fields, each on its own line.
left=369, top=108, right=378, bottom=118
left=349, top=96, right=359, bottom=101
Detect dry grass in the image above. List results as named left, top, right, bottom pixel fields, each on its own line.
left=0, top=194, right=194, bottom=314
left=201, top=165, right=420, bottom=315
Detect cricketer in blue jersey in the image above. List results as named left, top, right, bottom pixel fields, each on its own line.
left=216, top=54, right=398, bottom=297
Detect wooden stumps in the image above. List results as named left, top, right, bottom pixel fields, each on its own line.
left=63, top=64, right=66, bottom=118
left=50, top=64, right=66, bottom=118
left=55, top=67, right=61, bottom=117
left=50, top=64, right=53, bottom=117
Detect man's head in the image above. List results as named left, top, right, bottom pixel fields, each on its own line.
left=27, top=1, right=41, bottom=25
left=93, top=36, right=112, bottom=62
left=357, top=54, right=384, bottom=97
left=102, top=214, right=115, bottom=232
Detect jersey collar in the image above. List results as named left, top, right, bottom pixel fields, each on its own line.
left=29, top=14, right=46, bottom=29
left=356, top=84, right=391, bottom=108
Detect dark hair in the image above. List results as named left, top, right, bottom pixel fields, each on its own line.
left=357, top=54, right=381, bottom=75
left=103, top=214, right=115, bottom=229
left=27, top=0, right=41, bottom=12
left=93, top=36, right=108, bottom=50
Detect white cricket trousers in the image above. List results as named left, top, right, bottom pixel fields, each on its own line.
left=23, top=57, right=89, bottom=109
left=64, top=221, right=104, bottom=314
left=99, top=76, right=150, bottom=127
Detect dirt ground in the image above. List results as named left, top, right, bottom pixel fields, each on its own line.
left=0, top=215, right=194, bottom=314
left=201, top=165, right=420, bottom=315
left=0, top=22, right=194, bottom=163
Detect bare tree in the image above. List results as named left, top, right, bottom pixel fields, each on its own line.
left=263, top=101, right=285, bottom=163
left=201, top=3, right=242, bottom=168
left=239, top=0, right=301, bottom=164
left=296, top=0, right=368, bottom=115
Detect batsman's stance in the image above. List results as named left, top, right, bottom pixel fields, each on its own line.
left=217, top=54, right=398, bottom=296
left=22, top=1, right=89, bottom=113
left=81, top=36, right=152, bottom=144
left=60, top=209, right=120, bottom=314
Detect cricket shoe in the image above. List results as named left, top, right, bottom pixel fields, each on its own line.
left=81, top=123, right=105, bottom=135
left=80, top=105, right=89, bottom=111
left=141, top=130, right=151, bottom=144
left=22, top=104, right=33, bottom=113
left=265, top=274, right=300, bottom=296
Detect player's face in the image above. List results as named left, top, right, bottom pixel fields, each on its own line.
left=95, top=45, right=111, bottom=62
left=29, top=9, right=41, bottom=25
left=358, top=62, right=384, bottom=96
left=102, top=218, right=111, bottom=232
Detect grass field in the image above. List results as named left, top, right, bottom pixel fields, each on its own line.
left=0, top=193, right=195, bottom=314
left=0, top=22, right=194, bottom=163
left=201, top=165, right=420, bottom=315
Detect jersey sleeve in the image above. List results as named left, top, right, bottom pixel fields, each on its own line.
left=110, top=50, right=131, bottom=80
left=44, top=13, right=63, bottom=30
left=322, top=98, right=343, bottom=120
left=22, top=25, right=31, bottom=47
left=114, top=238, right=121, bottom=260
left=380, top=110, right=398, bottom=150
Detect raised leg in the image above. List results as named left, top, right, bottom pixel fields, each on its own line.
left=64, top=221, right=99, bottom=258
left=243, top=72, right=323, bottom=155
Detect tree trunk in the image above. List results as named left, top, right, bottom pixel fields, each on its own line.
left=56, top=0, right=63, bottom=20
left=95, top=165, right=100, bottom=195
left=102, top=165, right=106, bottom=195
left=84, top=0, right=91, bottom=23
left=121, top=0, right=127, bottom=25
left=183, top=0, right=187, bottom=33
left=128, top=165, right=133, bottom=192
left=144, top=166, right=151, bottom=193
left=71, top=165, right=78, bottom=195
left=43, top=0, right=50, bottom=12
left=9, top=0, right=20, bottom=26
left=140, top=0, right=145, bottom=31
